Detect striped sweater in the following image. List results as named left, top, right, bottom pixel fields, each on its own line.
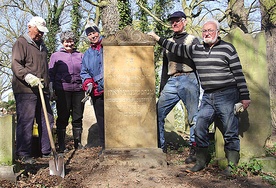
left=158, top=37, right=250, bottom=100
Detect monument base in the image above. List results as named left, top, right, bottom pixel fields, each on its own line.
left=0, top=165, right=17, bottom=182
left=99, top=148, right=167, bottom=168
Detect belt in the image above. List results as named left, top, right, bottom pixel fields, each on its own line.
left=171, top=72, right=193, bottom=77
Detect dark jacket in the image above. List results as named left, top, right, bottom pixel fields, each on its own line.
left=12, top=34, right=49, bottom=94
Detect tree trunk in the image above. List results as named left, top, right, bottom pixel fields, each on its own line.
left=260, top=0, right=276, bottom=128
left=101, top=0, right=120, bottom=37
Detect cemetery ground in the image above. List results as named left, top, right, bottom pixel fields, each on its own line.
left=1, top=128, right=275, bottom=188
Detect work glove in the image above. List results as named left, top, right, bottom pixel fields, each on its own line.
left=25, top=73, right=43, bottom=88
left=234, top=102, right=244, bottom=115
left=86, top=83, right=93, bottom=95
left=49, top=82, right=56, bottom=101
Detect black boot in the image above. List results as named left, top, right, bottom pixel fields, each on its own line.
left=190, top=147, right=210, bottom=172
left=73, top=128, right=84, bottom=150
left=222, top=150, right=240, bottom=176
left=185, top=145, right=196, bottom=164
left=57, top=129, right=67, bottom=153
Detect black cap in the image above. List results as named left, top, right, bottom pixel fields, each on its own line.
left=85, top=26, right=100, bottom=36
left=168, top=11, right=186, bottom=20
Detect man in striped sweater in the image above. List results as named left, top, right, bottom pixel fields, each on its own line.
left=148, top=19, right=251, bottom=176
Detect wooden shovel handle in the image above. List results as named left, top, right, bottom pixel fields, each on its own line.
left=38, top=84, right=57, bottom=154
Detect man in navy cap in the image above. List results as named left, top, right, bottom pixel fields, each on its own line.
left=157, top=11, right=200, bottom=164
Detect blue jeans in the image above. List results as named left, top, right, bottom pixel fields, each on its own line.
left=195, top=87, right=240, bottom=151
left=157, top=73, right=199, bottom=149
left=15, top=93, right=54, bottom=157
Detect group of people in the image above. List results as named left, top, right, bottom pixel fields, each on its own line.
left=12, top=16, right=104, bottom=164
left=12, top=11, right=251, bottom=176
left=149, top=11, right=251, bottom=175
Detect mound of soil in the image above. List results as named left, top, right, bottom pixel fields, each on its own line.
left=1, top=129, right=275, bottom=188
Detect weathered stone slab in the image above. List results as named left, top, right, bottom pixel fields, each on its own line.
left=0, top=115, right=15, bottom=165
left=103, top=26, right=157, bottom=149
left=215, top=29, right=272, bottom=165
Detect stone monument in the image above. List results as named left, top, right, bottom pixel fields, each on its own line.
left=215, top=28, right=274, bottom=171
left=101, top=26, right=166, bottom=167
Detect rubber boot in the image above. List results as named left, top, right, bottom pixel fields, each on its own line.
left=185, top=145, right=196, bottom=164
left=190, top=147, right=210, bottom=172
left=73, top=128, right=84, bottom=150
left=222, top=150, right=240, bottom=176
left=57, top=129, right=67, bottom=153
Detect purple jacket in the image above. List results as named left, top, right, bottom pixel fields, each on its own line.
left=49, top=48, right=83, bottom=91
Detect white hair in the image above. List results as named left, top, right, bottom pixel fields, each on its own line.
left=204, top=19, right=220, bottom=31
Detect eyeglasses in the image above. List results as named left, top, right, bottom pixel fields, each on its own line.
left=170, top=18, right=184, bottom=25
left=202, top=29, right=218, bottom=34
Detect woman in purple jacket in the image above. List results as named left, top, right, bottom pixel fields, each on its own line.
left=49, top=31, right=85, bottom=152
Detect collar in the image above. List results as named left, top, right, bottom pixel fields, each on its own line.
left=172, top=32, right=188, bottom=39
left=90, top=38, right=102, bottom=51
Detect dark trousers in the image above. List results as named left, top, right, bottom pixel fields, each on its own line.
left=15, top=93, right=54, bottom=157
left=92, top=94, right=104, bottom=147
left=55, top=90, right=85, bottom=130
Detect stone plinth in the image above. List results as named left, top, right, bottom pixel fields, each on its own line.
left=103, top=26, right=157, bottom=149
left=215, top=29, right=273, bottom=167
left=100, top=148, right=167, bottom=168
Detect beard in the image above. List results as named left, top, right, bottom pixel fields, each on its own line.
left=203, top=32, right=218, bottom=44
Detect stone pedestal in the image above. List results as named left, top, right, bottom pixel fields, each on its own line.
left=215, top=29, right=273, bottom=169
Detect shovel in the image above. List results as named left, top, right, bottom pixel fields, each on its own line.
left=38, top=84, right=65, bottom=178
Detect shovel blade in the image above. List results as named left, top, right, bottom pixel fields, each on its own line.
left=49, top=156, right=65, bottom=178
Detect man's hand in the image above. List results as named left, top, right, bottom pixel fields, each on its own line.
left=25, top=73, right=43, bottom=88
left=147, top=31, right=160, bottom=41
left=86, top=83, right=93, bottom=95
left=241, top=100, right=251, bottom=110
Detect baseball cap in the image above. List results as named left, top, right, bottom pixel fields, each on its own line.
left=168, top=11, right=186, bottom=20
left=28, top=16, right=49, bottom=33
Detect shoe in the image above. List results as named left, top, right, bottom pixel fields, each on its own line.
left=42, top=153, right=53, bottom=158
left=17, top=156, right=35, bottom=164
left=185, top=146, right=196, bottom=164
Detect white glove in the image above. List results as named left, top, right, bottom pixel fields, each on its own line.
left=234, top=102, right=244, bottom=115
left=25, top=73, right=43, bottom=88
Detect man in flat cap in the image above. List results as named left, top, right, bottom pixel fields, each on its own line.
left=157, top=11, right=201, bottom=164
left=12, top=16, right=54, bottom=164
